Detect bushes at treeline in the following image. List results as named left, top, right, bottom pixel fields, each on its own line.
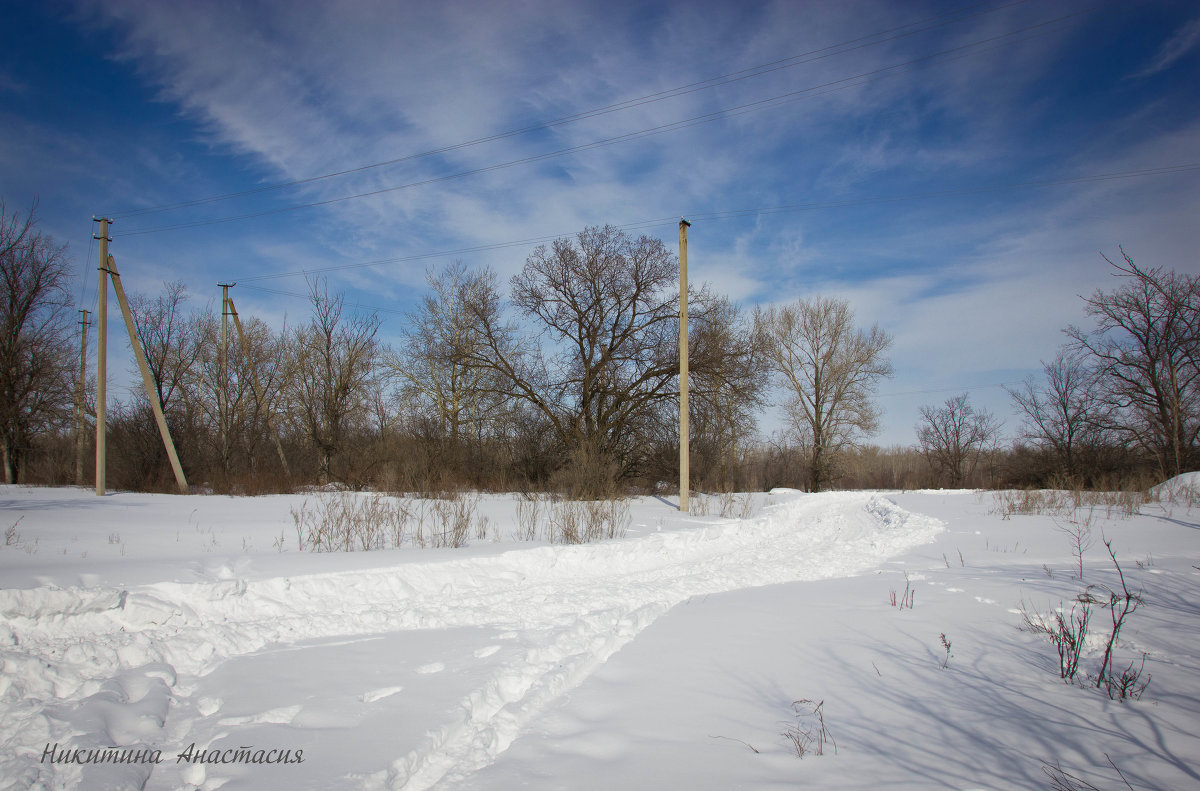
left=3, top=200, right=1195, bottom=494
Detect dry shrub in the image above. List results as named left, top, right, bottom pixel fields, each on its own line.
left=688, top=490, right=754, bottom=519
left=548, top=446, right=623, bottom=500
left=428, top=492, right=480, bottom=548
left=516, top=494, right=542, bottom=541
left=1021, top=542, right=1149, bottom=699
left=718, top=490, right=754, bottom=519
left=537, top=496, right=630, bottom=544
left=290, top=491, right=410, bottom=552
left=1021, top=599, right=1091, bottom=682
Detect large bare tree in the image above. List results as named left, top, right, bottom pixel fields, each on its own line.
left=470, top=229, right=681, bottom=472
left=1067, top=250, right=1200, bottom=479
left=755, top=296, right=892, bottom=491
left=468, top=225, right=689, bottom=482
left=0, top=202, right=74, bottom=483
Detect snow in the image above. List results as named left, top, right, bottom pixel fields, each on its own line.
left=2, top=485, right=1198, bottom=789
left=1150, top=471, right=1200, bottom=499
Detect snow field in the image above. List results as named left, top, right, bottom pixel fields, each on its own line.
left=1, top=488, right=941, bottom=789
left=466, top=490, right=1200, bottom=790
left=3, top=485, right=1198, bottom=789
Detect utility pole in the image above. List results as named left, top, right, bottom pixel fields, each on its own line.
left=75, top=309, right=89, bottom=486
left=679, top=218, right=690, bottom=513
left=227, top=295, right=290, bottom=477
left=219, top=283, right=233, bottom=476
left=106, top=253, right=189, bottom=493
left=94, top=218, right=110, bottom=496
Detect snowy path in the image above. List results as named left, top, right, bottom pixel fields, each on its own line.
left=0, top=490, right=942, bottom=789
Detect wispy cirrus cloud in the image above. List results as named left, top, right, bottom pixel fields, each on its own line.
left=14, top=0, right=1198, bottom=443
left=1133, top=15, right=1200, bottom=79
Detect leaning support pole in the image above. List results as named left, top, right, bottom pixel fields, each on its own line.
left=218, top=283, right=232, bottom=475
left=679, top=218, right=691, bottom=513
left=227, top=295, right=291, bottom=477
left=106, top=254, right=189, bottom=493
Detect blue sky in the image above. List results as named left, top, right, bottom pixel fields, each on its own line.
left=3, top=0, right=1199, bottom=447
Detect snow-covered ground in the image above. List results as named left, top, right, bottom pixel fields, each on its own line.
left=1, top=482, right=1198, bottom=790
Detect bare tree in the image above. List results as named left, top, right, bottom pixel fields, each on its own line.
left=1067, top=249, right=1200, bottom=479
left=285, top=281, right=381, bottom=484
left=916, top=393, right=1002, bottom=487
left=1005, top=350, right=1107, bottom=481
left=390, top=262, right=508, bottom=454
left=191, top=308, right=289, bottom=481
left=467, top=225, right=684, bottom=483
left=755, top=296, right=892, bottom=492
left=688, top=295, right=767, bottom=490
left=0, top=202, right=74, bottom=482
left=128, top=281, right=202, bottom=421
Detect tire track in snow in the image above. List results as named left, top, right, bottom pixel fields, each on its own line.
left=0, top=492, right=941, bottom=790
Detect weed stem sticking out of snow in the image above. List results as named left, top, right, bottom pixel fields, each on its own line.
left=782, top=699, right=836, bottom=758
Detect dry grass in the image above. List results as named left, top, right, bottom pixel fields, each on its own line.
left=290, top=491, right=410, bottom=552
left=290, top=489, right=635, bottom=551
left=689, top=491, right=756, bottom=519
left=513, top=494, right=631, bottom=544
left=990, top=485, right=1150, bottom=521
left=782, top=699, right=836, bottom=758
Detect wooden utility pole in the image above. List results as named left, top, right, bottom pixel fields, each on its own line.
left=227, top=295, right=290, bottom=476
left=106, top=254, right=189, bottom=493
left=94, top=219, right=109, bottom=496
left=75, top=309, right=89, bottom=486
left=679, top=218, right=691, bottom=513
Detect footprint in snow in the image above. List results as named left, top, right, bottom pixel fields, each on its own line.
left=416, top=662, right=445, bottom=674
left=974, top=596, right=997, bottom=605
left=474, top=645, right=501, bottom=659
left=196, top=696, right=221, bottom=716
left=360, top=686, right=404, bottom=703
left=218, top=705, right=301, bottom=726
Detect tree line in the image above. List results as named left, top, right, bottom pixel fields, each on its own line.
left=2, top=200, right=1195, bottom=494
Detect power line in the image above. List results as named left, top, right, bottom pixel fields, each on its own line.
left=878, top=381, right=1025, bottom=399
left=230, top=161, right=1199, bottom=284
left=79, top=227, right=96, bottom=310
left=236, top=283, right=409, bottom=316
left=114, top=2, right=1107, bottom=239
left=685, top=163, right=1200, bottom=223
left=108, top=0, right=1034, bottom=221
